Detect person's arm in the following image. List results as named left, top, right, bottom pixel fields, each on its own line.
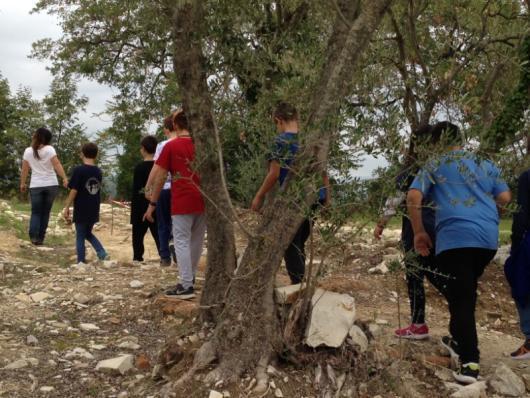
left=20, top=160, right=30, bottom=192
left=143, top=165, right=168, bottom=222
left=374, top=192, right=405, bottom=240
left=51, top=156, right=68, bottom=188
left=251, top=161, right=281, bottom=211
left=407, top=188, right=432, bottom=256
left=63, top=189, right=78, bottom=221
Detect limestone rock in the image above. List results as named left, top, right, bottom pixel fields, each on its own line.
left=73, top=293, right=90, bottom=304
left=305, top=289, right=356, bottom=348
left=209, top=391, right=223, bottom=398
left=274, top=284, right=302, bottom=304
left=15, top=293, right=32, bottom=303
left=80, top=323, right=100, bottom=331
left=450, top=381, right=487, bottom=398
left=489, top=363, right=525, bottom=397
left=40, top=386, right=55, bottom=393
left=348, top=325, right=368, bottom=352
left=26, top=335, right=38, bottom=345
left=30, top=292, right=51, bottom=302
left=118, top=341, right=141, bottom=350
left=65, top=347, right=94, bottom=360
left=368, top=262, right=388, bottom=275
left=3, top=359, right=29, bottom=369
left=129, top=280, right=144, bottom=289
left=95, top=354, right=134, bottom=375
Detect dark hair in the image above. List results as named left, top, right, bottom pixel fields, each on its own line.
left=273, top=102, right=298, bottom=122
left=163, top=115, right=174, bottom=132
left=430, top=121, right=461, bottom=145
left=141, top=135, right=157, bottom=154
left=173, top=111, right=189, bottom=131
left=32, top=127, right=52, bottom=159
left=81, top=142, right=98, bottom=159
left=404, top=124, right=432, bottom=168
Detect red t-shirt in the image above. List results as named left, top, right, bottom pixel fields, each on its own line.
left=155, top=137, right=205, bottom=215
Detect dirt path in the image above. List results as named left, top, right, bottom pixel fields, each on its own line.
left=0, top=202, right=529, bottom=397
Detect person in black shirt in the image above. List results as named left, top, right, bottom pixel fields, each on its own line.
left=131, top=136, right=161, bottom=262
left=63, top=143, right=108, bottom=264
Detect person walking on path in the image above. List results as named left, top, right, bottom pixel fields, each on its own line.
left=145, top=114, right=178, bottom=267
left=374, top=124, right=439, bottom=340
left=131, top=135, right=161, bottom=263
left=250, top=102, right=330, bottom=285
left=407, top=121, right=511, bottom=384
left=63, top=143, right=108, bottom=264
left=505, top=166, right=530, bottom=359
left=144, top=111, right=205, bottom=297
left=20, top=127, right=68, bottom=245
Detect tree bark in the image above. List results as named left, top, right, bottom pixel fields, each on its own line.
left=170, top=2, right=237, bottom=324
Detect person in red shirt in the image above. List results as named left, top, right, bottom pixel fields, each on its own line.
left=144, top=111, right=206, bottom=297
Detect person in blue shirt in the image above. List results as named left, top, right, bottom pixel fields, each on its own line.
left=407, top=121, right=511, bottom=384
left=374, top=124, right=439, bottom=340
left=251, top=102, right=330, bottom=284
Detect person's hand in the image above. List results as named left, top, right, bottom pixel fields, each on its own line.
left=250, top=194, right=263, bottom=212
left=414, top=231, right=433, bottom=257
left=63, top=206, right=71, bottom=222
left=20, top=183, right=27, bottom=193
left=143, top=205, right=155, bottom=222
left=373, top=224, right=384, bottom=240
left=62, top=178, right=68, bottom=188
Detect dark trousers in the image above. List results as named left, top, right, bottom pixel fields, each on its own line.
left=404, top=250, right=436, bottom=324
left=284, top=217, right=312, bottom=284
left=132, top=220, right=160, bottom=261
left=29, top=185, right=59, bottom=243
left=435, top=248, right=496, bottom=363
left=156, top=189, right=172, bottom=260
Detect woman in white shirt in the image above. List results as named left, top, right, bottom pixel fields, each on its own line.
left=20, top=128, right=68, bottom=245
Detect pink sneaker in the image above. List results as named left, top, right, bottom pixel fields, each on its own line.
left=394, top=323, right=429, bottom=340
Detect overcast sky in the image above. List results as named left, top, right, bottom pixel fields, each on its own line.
left=0, top=0, right=382, bottom=177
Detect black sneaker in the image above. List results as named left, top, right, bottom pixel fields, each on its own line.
left=160, top=258, right=171, bottom=267
left=453, top=362, right=479, bottom=384
left=164, top=284, right=195, bottom=299
left=169, top=243, right=177, bottom=264
left=441, top=336, right=460, bottom=359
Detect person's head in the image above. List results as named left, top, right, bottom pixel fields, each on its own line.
left=31, top=127, right=52, bottom=159
left=273, top=102, right=298, bottom=132
left=172, top=110, right=189, bottom=133
left=163, top=115, right=174, bottom=136
left=140, top=135, right=157, bottom=157
left=81, top=142, right=98, bottom=160
left=430, top=121, right=462, bottom=147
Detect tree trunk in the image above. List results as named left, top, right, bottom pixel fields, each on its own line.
left=206, top=0, right=392, bottom=381
left=171, top=2, right=237, bottom=324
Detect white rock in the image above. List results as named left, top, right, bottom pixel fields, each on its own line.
left=15, top=293, right=32, bottom=303
left=450, top=381, right=487, bottom=398
left=489, top=363, right=525, bottom=397
left=368, top=323, right=382, bottom=337
left=95, top=355, right=134, bottom=375
left=73, top=293, right=90, bottom=304
left=40, top=386, right=55, bottom=393
left=348, top=325, right=368, bottom=352
left=65, top=347, right=94, bottom=360
left=80, top=323, right=100, bottom=331
left=27, top=357, right=39, bottom=366
left=368, top=262, right=388, bottom=275
left=375, top=318, right=388, bottom=325
left=493, top=245, right=510, bottom=265
left=274, top=388, right=284, bottom=398
left=208, top=391, right=224, bottom=398
left=274, top=284, right=302, bottom=304
left=26, top=335, right=38, bottom=345
left=3, top=359, right=28, bottom=369
left=89, top=344, right=106, bottom=351
left=305, top=289, right=356, bottom=348
left=129, top=280, right=144, bottom=289
left=117, top=341, right=141, bottom=350
left=102, top=260, right=118, bottom=268
left=188, top=334, right=200, bottom=344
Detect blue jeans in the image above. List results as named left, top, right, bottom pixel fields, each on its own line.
left=156, top=189, right=173, bottom=260
left=75, top=222, right=107, bottom=263
left=29, top=185, right=59, bottom=243
left=516, top=298, right=530, bottom=339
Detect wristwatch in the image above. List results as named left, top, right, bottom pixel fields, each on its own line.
left=149, top=202, right=157, bottom=207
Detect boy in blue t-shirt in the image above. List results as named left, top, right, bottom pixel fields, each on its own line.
left=251, top=102, right=330, bottom=284
left=63, top=143, right=108, bottom=264
left=408, top=122, right=511, bottom=384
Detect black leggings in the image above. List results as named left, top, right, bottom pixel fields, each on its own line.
left=284, top=217, right=312, bottom=284
left=435, top=247, right=496, bottom=363
left=403, top=250, right=437, bottom=324
left=132, top=220, right=160, bottom=261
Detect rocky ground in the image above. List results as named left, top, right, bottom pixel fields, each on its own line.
left=0, top=199, right=529, bottom=397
